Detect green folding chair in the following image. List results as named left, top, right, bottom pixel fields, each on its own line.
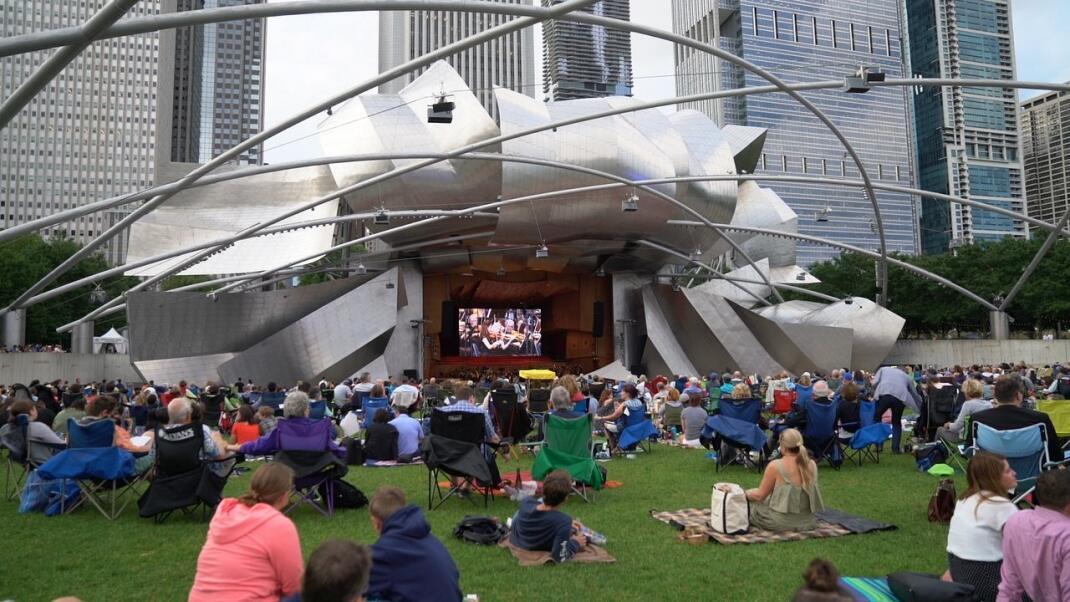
left=532, top=414, right=603, bottom=502
left=1038, top=400, right=1070, bottom=443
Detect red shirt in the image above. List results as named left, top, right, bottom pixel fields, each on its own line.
left=231, top=422, right=261, bottom=445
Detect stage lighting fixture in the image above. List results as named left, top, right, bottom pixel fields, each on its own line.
left=536, top=243, right=549, bottom=259
left=795, top=272, right=807, bottom=281
left=621, top=193, right=639, bottom=212
left=671, top=280, right=681, bottom=292
left=355, top=263, right=367, bottom=275
left=374, top=208, right=389, bottom=225
left=427, top=94, right=455, bottom=123
left=688, top=249, right=702, bottom=261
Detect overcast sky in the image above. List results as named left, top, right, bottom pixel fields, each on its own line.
left=263, top=0, right=1070, bottom=164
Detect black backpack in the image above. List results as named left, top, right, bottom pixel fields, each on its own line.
left=318, top=479, right=368, bottom=509
left=914, top=442, right=947, bottom=472
left=343, top=437, right=364, bottom=466
left=453, top=515, right=507, bottom=545
left=1058, top=376, right=1070, bottom=398
left=887, top=572, right=977, bottom=601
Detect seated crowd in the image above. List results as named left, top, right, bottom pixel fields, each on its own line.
left=3, top=358, right=1070, bottom=601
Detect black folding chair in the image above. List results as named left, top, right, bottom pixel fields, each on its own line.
left=273, top=449, right=348, bottom=517
left=491, top=391, right=531, bottom=462
left=422, top=409, right=496, bottom=510
left=137, top=423, right=241, bottom=523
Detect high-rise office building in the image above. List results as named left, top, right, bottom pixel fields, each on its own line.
left=0, top=1, right=165, bottom=264
left=170, top=0, right=266, bottom=165
left=672, top=0, right=918, bottom=265
left=905, top=0, right=1028, bottom=254
left=541, top=0, right=632, bottom=101
left=378, top=2, right=536, bottom=118
left=1020, top=87, right=1070, bottom=226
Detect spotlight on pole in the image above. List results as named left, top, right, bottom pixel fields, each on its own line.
left=621, top=193, right=639, bottom=212
left=374, top=208, right=389, bottom=225
left=427, top=93, right=455, bottom=124
left=536, top=243, right=549, bottom=259
left=355, top=263, right=367, bottom=275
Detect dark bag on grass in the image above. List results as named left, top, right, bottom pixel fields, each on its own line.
left=927, top=478, right=956, bottom=523
left=343, top=437, right=364, bottom=466
left=318, top=479, right=368, bottom=509
left=887, top=571, right=977, bottom=601
left=914, top=442, right=947, bottom=472
left=453, top=515, right=507, bottom=545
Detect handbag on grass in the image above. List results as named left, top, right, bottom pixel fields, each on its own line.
left=710, top=482, right=750, bottom=534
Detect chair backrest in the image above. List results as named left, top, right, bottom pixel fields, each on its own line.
left=720, top=397, right=761, bottom=425
left=620, top=404, right=650, bottom=428
left=354, top=389, right=371, bottom=410
left=309, top=400, right=327, bottom=420
left=930, top=385, right=959, bottom=414
left=544, top=414, right=594, bottom=457
left=259, top=391, right=286, bottom=410
left=527, top=389, right=550, bottom=413
left=154, top=422, right=205, bottom=476
left=588, top=382, right=606, bottom=400
left=491, top=393, right=524, bottom=439
left=802, top=398, right=840, bottom=439
left=430, top=409, right=485, bottom=445
left=200, top=393, right=225, bottom=422
left=1, top=414, right=31, bottom=463
left=574, top=397, right=593, bottom=415
left=363, top=398, right=391, bottom=429
left=68, top=418, right=115, bottom=448
left=973, top=422, right=1047, bottom=483
left=1038, top=400, right=1070, bottom=438
left=858, top=400, right=878, bottom=428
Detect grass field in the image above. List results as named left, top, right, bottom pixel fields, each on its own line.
left=1, top=443, right=959, bottom=602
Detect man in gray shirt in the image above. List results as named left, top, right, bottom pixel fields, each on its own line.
left=872, top=365, right=922, bottom=454
left=679, top=394, right=709, bottom=446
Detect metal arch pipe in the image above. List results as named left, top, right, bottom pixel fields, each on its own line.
left=0, top=0, right=600, bottom=315
left=634, top=239, right=840, bottom=303
left=2, top=77, right=1067, bottom=246
left=0, top=0, right=139, bottom=130
left=997, top=206, right=1070, bottom=311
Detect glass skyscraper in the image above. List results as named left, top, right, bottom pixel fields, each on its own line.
left=1020, top=87, right=1070, bottom=226
left=672, top=0, right=918, bottom=265
left=542, top=0, right=633, bottom=101
left=904, top=0, right=1028, bottom=254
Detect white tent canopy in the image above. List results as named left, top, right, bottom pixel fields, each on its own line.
left=93, top=327, right=127, bottom=354
left=585, top=360, right=635, bottom=382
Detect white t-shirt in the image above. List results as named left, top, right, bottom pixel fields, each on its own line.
left=333, top=383, right=353, bottom=404
left=946, top=492, right=1017, bottom=561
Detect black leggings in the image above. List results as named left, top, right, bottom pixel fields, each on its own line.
left=874, top=395, right=905, bottom=452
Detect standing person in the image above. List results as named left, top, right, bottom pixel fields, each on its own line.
left=946, top=452, right=1018, bottom=601
left=189, top=463, right=302, bottom=602
left=365, top=486, right=462, bottom=601
left=997, top=469, right=1070, bottom=602
left=871, top=366, right=922, bottom=454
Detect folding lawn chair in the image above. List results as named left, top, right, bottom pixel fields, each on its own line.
left=2, top=414, right=65, bottom=500
left=702, top=414, right=767, bottom=472
left=137, top=422, right=241, bottom=523
left=616, top=407, right=657, bottom=454
left=969, top=422, right=1070, bottom=504
left=1038, top=400, right=1070, bottom=442
left=39, top=419, right=142, bottom=519
left=309, top=399, right=328, bottom=420
left=491, top=391, right=531, bottom=463
left=362, top=397, right=392, bottom=429
left=274, top=449, right=348, bottom=517
left=842, top=400, right=892, bottom=467
left=803, top=398, right=843, bottom=470
left=421, top=409, right=497, bottom=510
left=532, top=414, right=603, bottom=502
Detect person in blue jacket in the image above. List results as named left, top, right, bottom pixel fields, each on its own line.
left=365, top=486, right=462, bottom=602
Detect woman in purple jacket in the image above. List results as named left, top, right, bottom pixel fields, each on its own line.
left=226, top=391, right=345, bottom=459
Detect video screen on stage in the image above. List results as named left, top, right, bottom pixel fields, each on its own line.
left=458, top=308, right=542, bottom=357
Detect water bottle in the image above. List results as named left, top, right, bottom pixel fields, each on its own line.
left=581, top=526, right=607, bottom=546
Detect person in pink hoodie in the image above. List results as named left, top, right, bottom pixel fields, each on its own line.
left=189, top=463, right=303, bottom=602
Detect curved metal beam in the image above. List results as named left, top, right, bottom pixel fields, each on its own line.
left=0, top=0, right=600, bottom=315
left=998, top=205, right=1070, bottom=311
left=0, top=0, right=138, bottom=129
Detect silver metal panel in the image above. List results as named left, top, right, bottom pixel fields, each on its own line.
left=666, top=109, right=738, bottom=227
left=752, top=300, right=829, bottom=322
left=768, top=265, right=820, bottom=285
left=217, top=268, right=401, bottom=384
left=675, top=286, right=783, bottom=376
left=730, top=181, right=798, bottom=268
left=381, top=261, right=424, bottom=378
left=800, top=298, right=905, bottom=371
left=728, top=299, right=853, bottom=373
left=696, top=257, right=771, bottom=308
left=133, top=353, right=237, bottom=387
left=721, top=125, right=767, bottom=175
left=126, top=277, right=364, bottom=362
left=640, top=285, right=698, bottom=377
left=125, top=165, right=339, bottom=276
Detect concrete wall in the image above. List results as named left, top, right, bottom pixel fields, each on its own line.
left=0, top=353, right=142, bottom=385
left=886, top=340, right=1070, bottom=366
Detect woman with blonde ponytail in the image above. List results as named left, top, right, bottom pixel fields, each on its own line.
left=746, top=428, right=825, bottom=531
left=190, top=463, right=304, bottom=601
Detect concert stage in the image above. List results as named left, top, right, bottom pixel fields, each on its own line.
left=432, top=355, right=559, bottom=375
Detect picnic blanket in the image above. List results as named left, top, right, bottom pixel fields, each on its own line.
left=650, top=507, right=895, bottom=545
left=840, top=577, right=897, bottom=602
left=437, top=470, right=623, bottom=497
left=498, top=535, right=615, bottom=566
left=364, top=458, right=424, bottom=468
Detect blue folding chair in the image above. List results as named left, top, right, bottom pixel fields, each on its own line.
left=841, top=399, right=891, bottom=467
left=719, top=397, right=762, bottom=424
left=67, top=418, right=115, bottom=449
left=617, top=408, right=657, bottom=454
left=803, top=398, right=843, bottom=469
left=970, top=422, right=1069, bottom=504
left=258, top=391, right=286, bottom=415
left=47, top=419, right=141, bottom=519
left=309, top=400, right=328, bottom=420
left=362, top=397, right=392, bottom=429
left=702, top=415, right=767, bottom=472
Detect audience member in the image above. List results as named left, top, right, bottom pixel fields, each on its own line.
left=835, top=381, right=861, bottom=436
left=162, top=398, right=235, bottom=476
left=661, top=389, right=683, bottom=432
left=0, top=400, right=66, bottom=464
left=189, top=463, right=302, bottom=602
left=746, top=428, right=824, bottom=531
left=937, top=379, right=994, bottom=444
left=389, top=404, right=424, bottom=460
left=549, top=386, right=582, bottom=419
left=301, top=540, right=372, bottom=602
left=229, top=392, right=346, bottom=460
left=51, top=387, right=87, bottom=438
left=679, top=394, right=707, bottom=448
left=946, top=452, right=1018, bottom=601
left=365, top=486, right=462, bottom=601
left=257, top=406, right=278, bottom=436
left=792, top=558, right=853, bottom=602
left=509, top=470, right=589, bottom=563
left=998, top=469, right=1070, bottom=602
left=364, top=409, right=399, bottom=462
left=231, top=405, right=260, bottom=445
left=871, top=366, right=922, bottom=454
left=966, top=375, right=1061, bottom=461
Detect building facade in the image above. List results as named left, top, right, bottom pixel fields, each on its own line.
left=1020, top=87, right=1070, bottom=226
left=378, top=1, right=536, bottom=118
left=672, top=0, right=919, bottom=265
left=0, top=1, right=165, bottom=264
left=905, top=0, right=1028, bottom=254
left=541, top=0, right=632, bottom=101
left=170, top=0, right=266, bottom=165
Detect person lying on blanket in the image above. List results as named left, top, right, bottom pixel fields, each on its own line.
left=509, top=470, right=598, bottom=563
left=745, top=428, right=825, bottom=532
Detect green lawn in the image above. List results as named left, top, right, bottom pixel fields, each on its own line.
left=1, top=445, right=958, bottom=602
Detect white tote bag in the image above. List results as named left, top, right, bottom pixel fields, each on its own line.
left=339, top=411, right=362, bottom=438
left=710, top=483, right=750, bottom=534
